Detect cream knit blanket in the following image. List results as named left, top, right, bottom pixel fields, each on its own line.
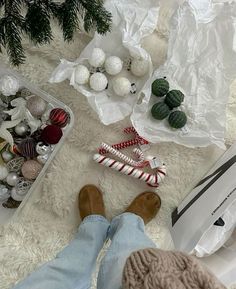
left=0, top=2, right=236, bottom=289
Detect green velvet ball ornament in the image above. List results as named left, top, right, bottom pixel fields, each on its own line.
left=168, top=111, right=187, bottom=129
left=152, top=78, right=169, bottom=97
left=165, top=90, right=184, bottom=109
left=151, top=102, right=171, bottom=120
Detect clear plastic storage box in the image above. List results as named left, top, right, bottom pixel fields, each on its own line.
left=0, top=65, right=74, bottom=224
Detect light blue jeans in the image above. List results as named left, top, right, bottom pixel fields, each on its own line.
left=13, top=213, right=156, bottom=289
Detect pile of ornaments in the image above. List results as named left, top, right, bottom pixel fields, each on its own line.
left=151, top=78, right=187, bottom=129
left=74, top=48, right=149, bottom=97
left=0, top=75, right=70, bottom=209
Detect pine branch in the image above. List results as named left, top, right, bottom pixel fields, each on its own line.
left=57, top=0, right=80, bottom=42
left=0, top=0, right=112, bottom=66
left=57, top=0, right=112, bottom=42
left=45, top=0, right=61, bottom=18
left=81, top=0, right=112, bottom=34
left=1, top=0, right=25, bottom=66
left=24, top=0, right=53, bottom=44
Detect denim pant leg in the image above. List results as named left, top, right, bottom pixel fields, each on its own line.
left=97, top=213, right=156, bottom=289
left=13, top=215, right=110, bottom=289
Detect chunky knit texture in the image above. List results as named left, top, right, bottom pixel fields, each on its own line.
left=122, top=248, right=226, bottom=289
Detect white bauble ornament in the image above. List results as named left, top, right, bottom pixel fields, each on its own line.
left=14, top=122, right=30, bottom=136
left=88, top=48, right=106, bottom=68
left=131, top=58, right=149, bottom=77
left=1, top=151, right=14, bottom=162
left=6, top=172, right=19, bottom=186
left=0, top=184, right=10, bottom=201
left=10, top=187, right=23, bottom=202
left=113, top=77, right=131, bottom=97
left=89, top=73, right=108, bottom=92
left=0, top=75, right=20, bottom=96
left=74, top=65, right=90, bottom=85
left=141, top=33, right=167, bottom=68
left=104, top=56, right=123, bottom=75
left=0, top=165, right=8, bottom=180
left=37, top=154, right=49, bottom=164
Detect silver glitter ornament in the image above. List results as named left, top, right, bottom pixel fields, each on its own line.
left=20, top=88, right=32, bottom=98
left=14, top=122, right=30, bottom=136
left=6, top=172, right=19, bottom=186
left=36, top=142, right=51, bottom=155
left=1, top=151, right=14, bottom=162
left=11, top=178, right=33, bottom=201
left=37, top=154, right=49, bottom=164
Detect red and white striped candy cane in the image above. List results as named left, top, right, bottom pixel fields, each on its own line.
left=93, top=153, right=166, bottom=187
left=99, top=126, right=149, bottom=154
left=100, top=143, right=147, bottom=168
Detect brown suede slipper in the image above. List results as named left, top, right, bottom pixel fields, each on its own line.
left=125, top=192, right=161, bottom=224
left=78, top=185, right=106, bottom=220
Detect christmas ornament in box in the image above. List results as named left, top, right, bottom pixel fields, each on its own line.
left=0, top=66, right=74, bottom=225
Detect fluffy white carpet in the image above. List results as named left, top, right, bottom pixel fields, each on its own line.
left=0, top=2, right=236, bottom=289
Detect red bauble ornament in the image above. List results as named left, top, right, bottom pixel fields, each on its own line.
left=41, top=125, right=63, bottom=145
left=49, top=108, right=70, bottom=128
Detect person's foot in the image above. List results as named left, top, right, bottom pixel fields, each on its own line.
left=78, top=185, right=106, bottom=220
left=125, top=192, right=161, bottom=224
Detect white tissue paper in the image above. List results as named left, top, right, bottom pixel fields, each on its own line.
left=49, top=0, right=159, bottom=125
left=131, top=0, right=236, bottom=149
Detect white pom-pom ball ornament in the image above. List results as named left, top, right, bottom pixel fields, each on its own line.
left=113, top=77, right=131, bottom=97
left=74, top=65, right=90, bottom=85
left=89, top=48, right=106, bottom=68
left=131, top=58, right=149, bottom=77
left=105, top=56, right=123, bottom=75
left=89, top=73, right=108, bottom=92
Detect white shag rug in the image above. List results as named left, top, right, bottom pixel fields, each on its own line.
left=0, top=2, right=236, bottom=289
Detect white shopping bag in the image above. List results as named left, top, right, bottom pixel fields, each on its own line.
left=202, top=230, right=236, bottom=287
left=170, top=142, right=236, bottom=255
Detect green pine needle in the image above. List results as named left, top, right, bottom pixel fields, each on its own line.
left=57, top=0, right=80, bottom=42
left=24, top=1, right=53, bottom=44
left=81, top=0, right=112, bottom=35
left=0, top=0, right=112, bottom=66
left=2, top=0, right=26, bottom=66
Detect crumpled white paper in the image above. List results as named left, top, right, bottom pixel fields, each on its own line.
left=49, top=0, right=159, bottom=125
left=131, top=0, right=236, bottom=149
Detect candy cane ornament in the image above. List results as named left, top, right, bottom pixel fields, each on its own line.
left=101, top=143, right=148, bottom=168
left=93, top=153, right=166, bottom=187
left=99, top=126, right=149, bottom=154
